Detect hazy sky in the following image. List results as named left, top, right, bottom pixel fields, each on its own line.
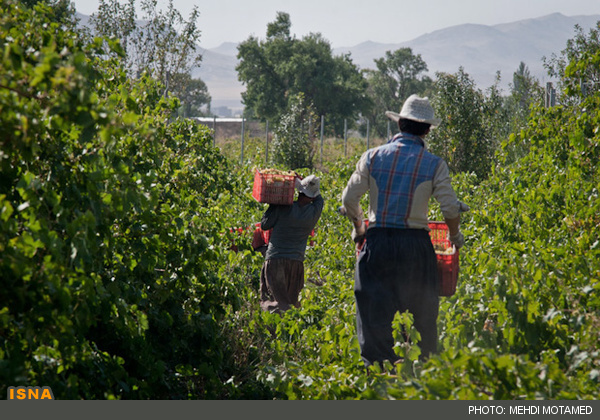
left=72, top=0, right=600, bottom=49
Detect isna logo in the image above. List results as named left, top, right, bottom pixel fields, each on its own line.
left=7, top=386, right=55, bottom=400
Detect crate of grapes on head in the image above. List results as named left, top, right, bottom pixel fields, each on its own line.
left=429, top=221, right=459, bottom=297
left=252, top=168, right=297, bottom=205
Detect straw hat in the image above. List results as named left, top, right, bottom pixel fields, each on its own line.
left=298, top=175, right=320, bottom=198
left=385, top=94, right=441, bottom=127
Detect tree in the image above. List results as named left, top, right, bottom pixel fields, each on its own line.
left=505, top=62, right=543, bottom=136
left=543, top=22, right=600, bottom=104
left=236, top=12, right=291, bottom=123
left=236, top=12, right=369, bottom=135
left=171, top=73, right=211, bottom=117
left=364, top=48, right=433, bottom=137
left=427, top=68, right=503, bottom=179
left=89, top=0, right=210, bottom=111
left=89, top=0, right=139, bottom=65
left=19, top=0, right=75, bottom=24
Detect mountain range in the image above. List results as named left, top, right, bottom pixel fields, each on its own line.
left=194, top=13, right=599, bottom=115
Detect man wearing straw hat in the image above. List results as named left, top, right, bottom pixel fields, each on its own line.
left=341, top=94, right=468, bottom=368
left=259, top=175, right=324, bottom=313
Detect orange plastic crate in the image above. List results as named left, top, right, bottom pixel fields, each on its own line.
left=428, top=221, right=459, bottom=297
left=252, top=169, right=295, bottom=205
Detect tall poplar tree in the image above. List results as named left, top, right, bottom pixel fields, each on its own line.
left=364, top=48, right=433, bottom=138
left=89, top=0, right=210, bottom=114
left=236, top=12, right=369, bottom=135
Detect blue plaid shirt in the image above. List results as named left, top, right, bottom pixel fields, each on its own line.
left=342, top=133, right=460, bottom=231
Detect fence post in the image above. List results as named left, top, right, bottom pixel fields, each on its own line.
left=213, top=116, right=216, bottom=147
left=545, top=82, right=556, bottom=108
left=366, top=119, right=370, bottom=151
left=320, top=115, right=324, bottom=167
left=265, top=120, right=269, bottom=165
left=241, top=114, right=245, bottom=165
left=344, top=119, right=347, bottom=158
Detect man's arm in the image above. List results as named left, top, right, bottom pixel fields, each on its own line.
left=260, top=205, right=278, bottom=231
left=311, top=194, right=325, bottom=219
left=342, top=152, right=370, bottom=223
left=432, top=161, right=466, bottom=248
left=342, top=152, right=370, bottom=241
left=444, top=216, right=460, bottom=238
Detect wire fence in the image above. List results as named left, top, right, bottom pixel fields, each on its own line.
left=195, top=117, right=393, bottom=168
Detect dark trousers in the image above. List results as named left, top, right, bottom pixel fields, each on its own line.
left=354, top=228, right=439, bottom=366
left=260, top=258, right=304, bottom=313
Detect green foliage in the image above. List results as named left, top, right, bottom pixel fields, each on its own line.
left=428, top=68, right=507, bottom=179
left=392, top=311, right=422, bottom=374
left=439, top=88, right=600, bottom=397
left=0, top=1, right=251, bottom=399
left=171, top=73, right=211, bottom=117
left=19, top=0, right=76, bottom=24
left=544, top=22, right=600, bottom=103
left=89, top=0, right=209, bottom=113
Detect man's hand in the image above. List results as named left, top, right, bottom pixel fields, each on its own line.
left=351, top=219, right=366, bottom=239
left=352, top=219, right=366, bottom=251
left=449, top=231, right=465, bottom=249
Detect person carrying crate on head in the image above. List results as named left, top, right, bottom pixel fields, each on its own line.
left=341, top=94, right=469, bottom=368
left=259, top=174, right=324, bottom=313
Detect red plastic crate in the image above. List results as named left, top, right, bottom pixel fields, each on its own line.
left=252, top=169, right=295, bottom=205
left=254, top=222, right=272, bottom=243
left=428, top=221, right=459, bottom=297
